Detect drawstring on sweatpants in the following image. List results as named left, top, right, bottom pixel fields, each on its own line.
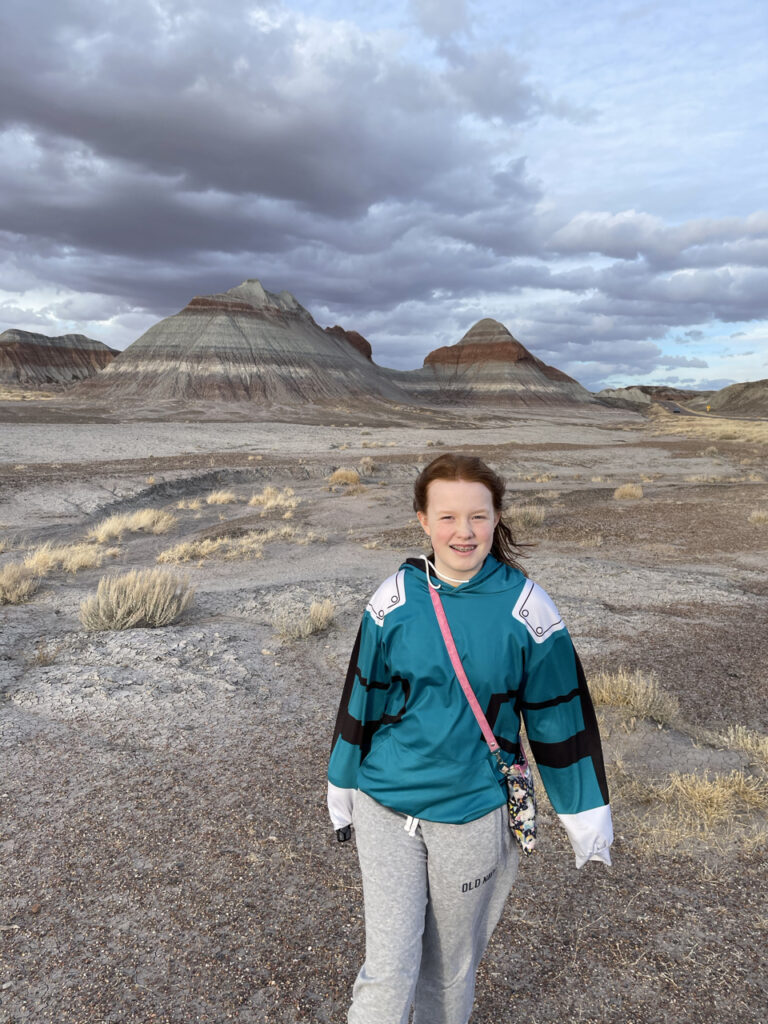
left=404, top=815, right=420, bottom=837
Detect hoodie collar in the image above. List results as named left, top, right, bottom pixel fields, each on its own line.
left=402, top=552, right=512, bottom=595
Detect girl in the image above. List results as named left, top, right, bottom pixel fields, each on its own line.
left=328, top=453, right=612, bottom=1024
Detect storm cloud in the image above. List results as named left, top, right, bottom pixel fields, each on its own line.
left=0, top=0, right=765, bottom=390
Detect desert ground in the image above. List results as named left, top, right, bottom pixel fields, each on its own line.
left=1, top=400, right=767, bottom=1024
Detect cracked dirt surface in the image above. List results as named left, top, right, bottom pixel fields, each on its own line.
left=1, top=405, right=767, bottom=1023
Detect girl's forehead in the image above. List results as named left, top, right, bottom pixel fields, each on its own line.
left=426, top=478, right=494, bottom=506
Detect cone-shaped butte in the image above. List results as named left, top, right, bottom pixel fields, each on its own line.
left=400, top=318, right=592, bottom=405
left=0, top=330, right=117, bottom=387
left=80, top=280, right=409, bottom=404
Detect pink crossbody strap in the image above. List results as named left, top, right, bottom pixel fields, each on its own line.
left=428, top=584, right=502, bottom=755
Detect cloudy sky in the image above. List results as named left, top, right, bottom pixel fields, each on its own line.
left=1, top=0, right=766, bottom=390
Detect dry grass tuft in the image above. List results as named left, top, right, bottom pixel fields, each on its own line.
left=0, top=538, right=7, bottom=555
left=88, top=509, right=177, bottom=543
left=589, top=666, right=680, bottom=725
left=329, top=467, right=361, bottom=486
left=157, top=534, right=265, bottom=563
left=248, top=485, right=300, bottom=514
left=613, top=483, right=644, bottom=500
left=24, top=541, right=120, bottom=575
left=0, top=562, right=40, bottom=605
left=748, top=508, right=768, bottom=525
left=273, top=598, right=335, bottom=640
left=206, top=489, right=238, bottom=505
left=503, top=505, right=545, bottom=530
left=719, top=724, right=768, bottom=766
left=29, top=639, right=63, bottom=667
left=177, top=498, right=204, bottom=511
left=617, top=769, right=768, bottom=855
left=157, top=525, right=324, bottom=564
left=79, top=568, right=194, bottom=631
left=577, top=533, right=604, bottom=548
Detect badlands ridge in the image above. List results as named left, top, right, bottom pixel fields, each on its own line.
left=2, top=278, right=765, bottom=414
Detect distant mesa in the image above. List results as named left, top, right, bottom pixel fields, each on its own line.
left=79, top=280, right=409, bottom=404
left=595, top=384, right=714, bottom=410
left=402, top=318, right=592, bottom=405
left=0, top=329, right=117, bottom=388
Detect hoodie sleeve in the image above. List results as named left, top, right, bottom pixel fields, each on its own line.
left=327, top=612, right=394, bottom=791
left=513, top=582, right=613, bottom=868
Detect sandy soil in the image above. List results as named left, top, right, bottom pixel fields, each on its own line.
left=1, top=401, right=767, bottom=1023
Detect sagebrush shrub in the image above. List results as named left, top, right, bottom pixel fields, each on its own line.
left=79, top=568, right=194, bottom=630
left=0, top=562, right=40, bottom=605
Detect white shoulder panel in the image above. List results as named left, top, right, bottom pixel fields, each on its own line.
left=366, top=569, right=406, bottom=627
left=512, top=581, right=565, bottom=644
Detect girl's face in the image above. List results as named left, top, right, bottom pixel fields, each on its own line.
left=416, top=478, right=499, bottom=583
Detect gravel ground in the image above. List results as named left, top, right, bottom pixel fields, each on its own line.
left=1, top=406, right=767, bottom=1023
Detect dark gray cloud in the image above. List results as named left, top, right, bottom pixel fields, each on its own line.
left=0, top=0, right=765, bottom=391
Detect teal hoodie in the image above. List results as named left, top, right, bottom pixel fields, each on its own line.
left=328, top=555, right=609, bottom=828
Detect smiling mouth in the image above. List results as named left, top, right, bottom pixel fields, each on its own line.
left=450, top=544, right=477, bottom=553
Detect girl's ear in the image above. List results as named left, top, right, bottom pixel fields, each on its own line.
left=416, top=510, right=430, bottom=536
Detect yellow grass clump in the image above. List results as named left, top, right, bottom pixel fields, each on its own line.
left=589, top=666, right=680, bottom=725
left=329, top=467, right=361, bottom=486
left=206, top=489, right=238, bottom=505
left=503, top=505, right=545, bottom=530
left=158, top=533, right=265, bottom=563
left=248, top=486, right=300, bottom=514
left=156, top=526, right=324, bottom=564
left=177, top=497, right=204, bottom=511
left=619, top=769, right=768, bottom=855
left=24, top=541, right=120, bottom=575
left=613, top=483, right=643, bottom=500
left=79, top=568, right=194, bottom=631
left=748, top=509, right=768, bottom=525
left=273, top=598, right=335, bottom=640
left=87, top=509, right=177, bottom=543
left=719, top=725, right=768, bottom=766
left=0, top=562, right=40, bottom=605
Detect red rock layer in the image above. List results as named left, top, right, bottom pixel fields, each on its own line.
left=423, top=319, right=582, bottom=387
left=324, top=325, right=373, bottom=361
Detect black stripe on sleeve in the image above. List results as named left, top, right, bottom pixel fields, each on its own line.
left=522, top=686, right=581, bottom=711
left=330, top=623, right=364, bottom=754
left=574, top=649, right=610, bottom=804
left=526, top=651, right=609, bottom=805
left=528, top=729, right=591, bottom=768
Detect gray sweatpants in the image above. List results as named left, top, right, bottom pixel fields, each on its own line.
left=349, top=790, right=518, bottom=1024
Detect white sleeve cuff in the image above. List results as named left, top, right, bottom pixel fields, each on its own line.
left=558, top=804, right=614, bottom=869
left=327, top=782, right=356, bottom=830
